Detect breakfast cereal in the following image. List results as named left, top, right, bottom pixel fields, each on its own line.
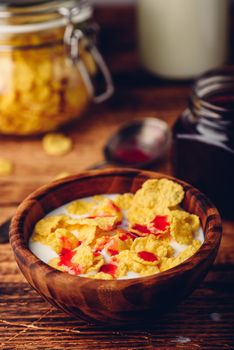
left=30, top=179, right=203, bottom=280
left=0, top=158, right=14, bottom=176
left=0, top=29, right=92, bottom=135
left=42, top=133, right=73, bottom=156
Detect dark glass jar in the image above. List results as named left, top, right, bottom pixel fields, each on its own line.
left=173, top=68, right=234, bottom=218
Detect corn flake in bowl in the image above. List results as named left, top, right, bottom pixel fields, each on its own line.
left=30, top=178, right=204, bottom=280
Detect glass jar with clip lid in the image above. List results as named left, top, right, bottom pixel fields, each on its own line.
left=0, top=0, right=114, bottom=135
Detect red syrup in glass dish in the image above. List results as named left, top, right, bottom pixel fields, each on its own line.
left=114, top=147, right=152, bottom=165
left=104, top=118, right=171, bottom=168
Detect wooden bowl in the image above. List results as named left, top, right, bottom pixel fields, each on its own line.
left=10, top=169, right=222, bottom=324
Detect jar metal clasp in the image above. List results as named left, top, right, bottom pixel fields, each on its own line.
left=63, top=14, right=114, bottom=103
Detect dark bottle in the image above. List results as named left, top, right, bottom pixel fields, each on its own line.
left=173, top=68, right=234, bottom=218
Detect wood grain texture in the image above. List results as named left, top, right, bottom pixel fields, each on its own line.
left=0, top=3, right=234, bottom=349
left=9, top=169, right=221, bottom=324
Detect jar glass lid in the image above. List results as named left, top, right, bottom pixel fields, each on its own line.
left=0, top=0, right=92, bottom=33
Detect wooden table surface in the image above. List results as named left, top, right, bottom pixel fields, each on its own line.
left=0, top=5, right=234, bottom=350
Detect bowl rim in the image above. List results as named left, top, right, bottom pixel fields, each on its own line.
left=10, top=168, right=222, bottom=285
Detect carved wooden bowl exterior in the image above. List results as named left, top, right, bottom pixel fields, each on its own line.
left=10, top=169, right=222, bottom=324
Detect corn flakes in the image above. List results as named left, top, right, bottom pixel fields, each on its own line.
left=70, top=225, right=97, bottom=245
left=35, top=225, right=78, bottom=254
left=66, top=197, right=122, bottom=224
left=96, top=230, right=134, bottom=256
left=87, top=253, right=104, bottom=273
left=93, top=198, right=121, bottom=218
left=49, top=228, right=79, bottom=254
left=160, top=240, right=202, bottom=272
left=131, top=235, right=172, bottom=259
left=66, top=200, right=95, bottom=216
left=0, top=158, right=14, bottom=176
left=116, top=251, right=160, bottom=277
left=0, top=29, right=91, bottom=135
left=114, top=193, right=134, bottom=211
left=170, top=210, right=200, bottom=245
left=34, top=215, right=69, bottom=237
left=31, top=179, right=203, bottom=280
left=71, top=244, right=95, bottom=272
left=42, top=133, right=72, bottom=156
left=127, top=179, right=184, bottom=226
left=69, top=216, right=119, bottom=232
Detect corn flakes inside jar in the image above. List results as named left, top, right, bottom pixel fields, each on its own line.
left=0, top=0, right=113, bottom=135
